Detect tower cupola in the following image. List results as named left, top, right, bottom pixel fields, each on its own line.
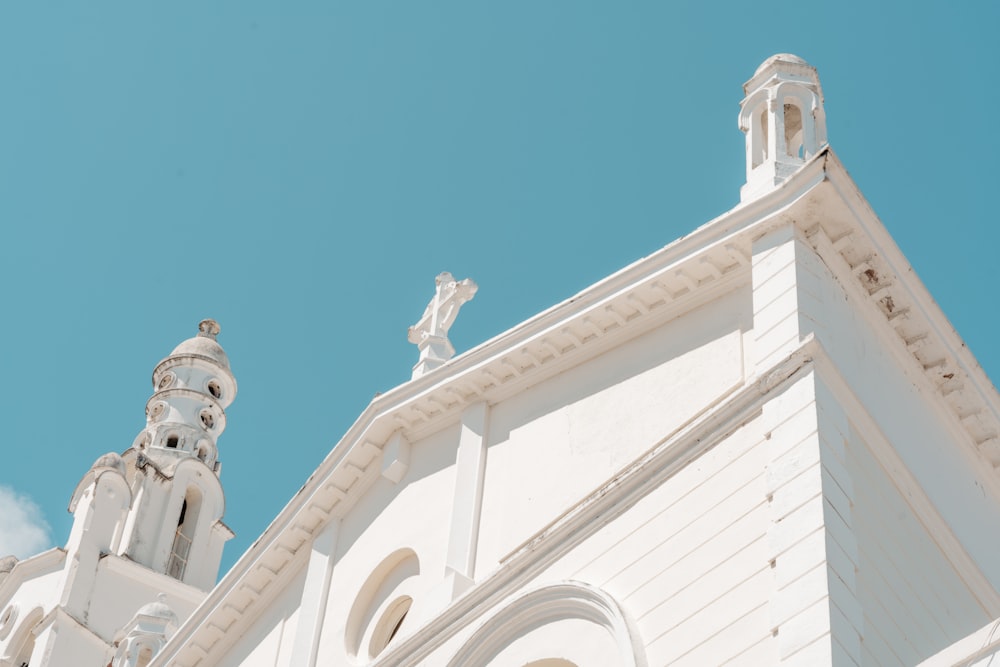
left=739, top=54, right=827, bottom=202
left=140, top=318, right=237, bottom=472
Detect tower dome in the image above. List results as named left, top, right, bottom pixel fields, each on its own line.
left=137, top=595, right=178, bottom=625
left=753, top=53, right=808, bottom=76
left=169, top=319, right=230, bottom=370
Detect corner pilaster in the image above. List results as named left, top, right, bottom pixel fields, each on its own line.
left=753, top=223, right=863, bottom=664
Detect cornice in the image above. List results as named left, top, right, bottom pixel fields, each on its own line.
left=802, top=151, right=1000, bottom=486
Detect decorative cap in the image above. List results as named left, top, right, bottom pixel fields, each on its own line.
left=169, top=319, right=230, bottom=370
left=198, top=319, right=221, bottom=339
left=753, top=53, right=809, bottom=76
left=137, top=593, right=178, bottom=623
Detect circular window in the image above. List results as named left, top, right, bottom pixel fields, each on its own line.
left=0, top=603, right=18, bottom=639
left=200, top=409, right=215, bottom=430
left=369, top=596, right=412, bottom=658
left=206, top=380, right=222, bottom=400
left=147, top=401, right=167, bottom=422
left=157, top=372, right=175, bottom=391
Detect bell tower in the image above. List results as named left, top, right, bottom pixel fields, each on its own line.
left=739, top=54, right=827, bottom=202
left=101, top=318, right=238, bottom=591
left=30, top=320, right=240, bottom=667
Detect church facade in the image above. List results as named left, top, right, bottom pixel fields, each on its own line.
left=3, top=55, right=1000, bottom=666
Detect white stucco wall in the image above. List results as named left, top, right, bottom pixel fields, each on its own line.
left=809, top=374, right=992, bottom=666
left=800, top=233, right=1000, bottom=591
left=536, top=409, right=773, bottom=666
left=476, top=288, right=748, bottom=575
left=216, top=567, right=305, bottom=667
left=314, top=423, right=460, bottom=664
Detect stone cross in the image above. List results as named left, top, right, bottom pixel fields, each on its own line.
left=408, top=272, right=478, bottom=378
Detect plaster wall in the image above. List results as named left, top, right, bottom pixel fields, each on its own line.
left=817, top=386, right=990, bottom=665
left=314, top=423, right=460, bottom=664
left=918, top=617, right=1000, bottom=666
left=802, top=231, right=1000, bottom=588
left=31, top=612, right=111, bottom=667
left=424, top=374, right=813, bottom=667
left=543, top=409, right=774, bottom=666
left=476, top=288, right=748, bottom=575
left=215, top=566, right=305, bottom=667
left=85, top=559, right=201, bottom=642
left=0, top=567, right=62, bottom=660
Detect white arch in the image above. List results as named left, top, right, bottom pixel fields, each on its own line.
left=345, top=547, right=421, bottom=658
left=446, top=581, right=646, bottom=667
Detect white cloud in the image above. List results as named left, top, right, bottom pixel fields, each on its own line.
left=0, top=485, right=53, bottom=560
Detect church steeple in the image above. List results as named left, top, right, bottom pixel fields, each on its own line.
left=739, top=54, right=827, bottom=202
left=107, top=319, right=237, bottom=590
left=140, top=318, right=236, bottom=472
left=45, top=320, right=238, bottom=666
left=121, top=320, right=236, bottom=590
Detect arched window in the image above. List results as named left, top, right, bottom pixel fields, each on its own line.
left=345, top=548, right=420, bottom=659
left=166, top=487, right=202, bottom=580
left=783, top=101, right=804, bottom=159
left=2, top=608, right=43, bottom=667
left=753, top=106, right=769, bottom=168
left=135, top=645, right=154, bottom=667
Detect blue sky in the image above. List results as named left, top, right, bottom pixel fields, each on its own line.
left=0, top=2, right=997, bottom=573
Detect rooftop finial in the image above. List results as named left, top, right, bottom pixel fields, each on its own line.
left=408, top=272, right=478, bottom=379
left=738, top=54, right=827, bottom=202
left=198, top=319, right=221, bottom=339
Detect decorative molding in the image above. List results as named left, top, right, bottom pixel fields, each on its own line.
left=444, top=581, right=646, bottom=667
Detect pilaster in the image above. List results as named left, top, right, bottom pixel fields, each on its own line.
left=424, top=402, right=490, bottom=618
left=753, top=223, right=862, bottom=665
left=289, top=520, right=340, bottom=667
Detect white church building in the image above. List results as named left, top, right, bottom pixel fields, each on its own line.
left=3, top=54, right=1000, bottom=666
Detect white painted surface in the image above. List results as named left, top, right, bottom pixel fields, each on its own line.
left=476, top=288, right=746, bottom=577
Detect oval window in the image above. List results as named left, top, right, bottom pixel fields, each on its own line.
left=158, top=372, right=175, bottom=390
left=207, top=380, right=222, bottom=400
